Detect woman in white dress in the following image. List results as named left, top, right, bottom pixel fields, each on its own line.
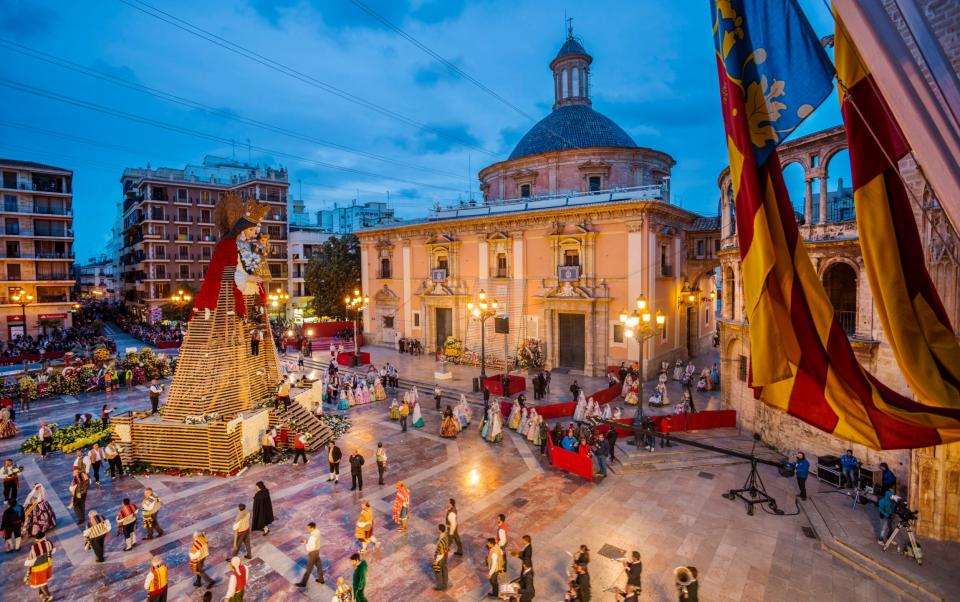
left=672, top=360, right=684, bottom=382
left=484, top=405, right=503, bottom=443
left=458, top=394, right=472, bottom=426
left=657, top=382, right=670, bottom=405
left=573, top=394, right=587, bottom=422
left=600, top=403, right=612, bottom=420
left=411, top=400, right=424, bottom=428
left=527, top=410, right=541, bottom=443
left=517, top=407, right=529, bottom=433
left=621, top=373, right=634, bottom=398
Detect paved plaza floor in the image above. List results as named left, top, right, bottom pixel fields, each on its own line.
left=1, top=344, right=956, bottom=601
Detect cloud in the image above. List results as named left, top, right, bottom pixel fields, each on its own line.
left=0, top=0, right=58, bottom=38
left=413, top=61, right=462, bottom=87
left=248, top=0, right=465, bottom=31
left=388, top=122, right=480, bottom=155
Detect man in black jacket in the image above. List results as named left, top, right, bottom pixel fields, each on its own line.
left=518, top=534, right=533, bottom=570
left=574, top=563, right=591, bottom=601
left=518, top=560, right=535, bottom=602
left=570, top=380, right=581, bottom=401
left=326, top=442, right=342, bottom=484
left=624, top=551, right=642, bottom=591
left=349, top=449, right=364, bottom=491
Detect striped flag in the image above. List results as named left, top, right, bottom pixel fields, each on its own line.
left=834, top=11, right=960, bottom=431
left=710, top=0, right=959, bottom=448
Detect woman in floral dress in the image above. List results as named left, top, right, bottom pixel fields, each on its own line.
left=23, top=484, right=57, bottom=536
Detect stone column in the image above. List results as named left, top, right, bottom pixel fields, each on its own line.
left=402, top=243, right=412, bottom=339
left=804, top=178, right=813, bottom=225
left=720, top=187, right=731, bottom=238
left=818, top=176, right=828, bottom=224
left=360, top=245, right=371, bottom=334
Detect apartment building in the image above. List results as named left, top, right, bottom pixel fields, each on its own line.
left=317, top=200, right=397, bottom=234
left=118, top=155, right=289, bottom=320
left=0, top=159, right=76, bottom=340
left=288, top=222, right=333, bottom=323
left=76, top=254, right=118, bottom=300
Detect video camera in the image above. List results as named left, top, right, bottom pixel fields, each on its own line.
left=890, top=495, right=918, bottom=522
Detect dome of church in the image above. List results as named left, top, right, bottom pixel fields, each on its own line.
left=508, top=104, right=638, bottom=161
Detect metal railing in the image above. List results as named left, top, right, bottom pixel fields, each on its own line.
left=835, top=310, right=856, bottom=336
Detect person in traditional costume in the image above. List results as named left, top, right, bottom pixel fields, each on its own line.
left=337, top=388, right=350, bottom=411
left=116, top=497, right=138, bottom=551
left=507, top=399, right=521, bottom=430
left=672, top=360, right=684, bottom=382
left=346, top=382, right=356, bottom=407
left=144, top=555, right=169, bottom=602
left=600, top=402, right=612, bottom=420
left=526, top=410, right=541, bottom=443
left=484, top=405, right=504, bottom=443
left=351, top=553, right=368, bottom=602
left=37, top=421, right=53, bottom=460
left=411, top=400, right=425, bottom=428
left=440, top=406, right=460, bottom=438
left=83, top=510, right=110, bottom=562
left=624, top=387, right=639, bottom=406
left=189, top=530, right=216, bottom=589
left=355, top=500, right=380, bottom=554
left=23, top=484, right=56, bottom=536
left=388, top=399, right=400, bottom=420
left=392, top=481, right=410, bottom=532
left=3, top=498, right=23, bottom=552
left=333, top=576, right=352, bottom=602
left=572, top=395, right=587, bottom=422
left=141, top=488, right=164, bottom=539
left=517, top=407, right=529, bottom=433
left=648, top=388, right=663, bottom=407
left=224, top=556, right=248, bottom=601
left=252, top=481, right=274, bottom=536
left=685, top=361, right=697, bottom=381
left=357, top=381, right=370, bottom=405
left=659, top=369, right=669, bottom=387
left=24, top=530, right=55, bottom=602
left=433, top=523, right=450, bottom=591
left=479, top=404, right=490, bottom=439
left=373, top=377, right=387, bottom=401
left=0, top=406, right=15, bottom=439
left=710, top=363, right=720, bottom=388
left=621, top=373, right=634, bottom=398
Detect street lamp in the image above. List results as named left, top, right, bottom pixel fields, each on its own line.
left=619, top=295, right=666, bottom=415
left=11, top=289, right=33, bottom=338
left=344, top=289, right=369, bottom=364
left=268, top=288, right=290, bottom=319
left=466, top=289, right=499, bottom=381
left=170, top=289, right=192, bottom=322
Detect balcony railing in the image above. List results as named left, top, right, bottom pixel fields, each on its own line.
left=31, top=206, right=72, bottom=216
left=0, top=252, right=74, bottom=259
left=835, top=310, right=856, bottom=336
left=660, top=265, right=674, bottom=277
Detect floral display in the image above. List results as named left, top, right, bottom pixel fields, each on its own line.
left=92, top=346, right=111, bottom=365
left=516, top=338, right=546, bottom=370
left=19, top=421, right=112, bottom=455
left=184, top=413, right=222, bottom=425
left=17, top=376, right=37, bottom=400
left=442, top=336, right=463, bottom=358
left=319, top=414, right=352, bottom=439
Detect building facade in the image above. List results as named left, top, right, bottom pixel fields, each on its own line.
left=356, top=30, right=719, bottom=377
left=287, top=224, right=334, bottom=323
left=316, top=200, right=397, bottom=234
left=0, top=159, right=76, bottom=340
left=117, top=156, right=289, bottom=320
left=717, top=126, right=960, bottom=540
left=76, top=254, right=118, bottom=300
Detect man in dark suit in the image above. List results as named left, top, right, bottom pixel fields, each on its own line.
left=518, top=560, right=535, bottom=602
left=518, top=534, right=533, bottom=569
left=573, top=562, right=591, bottom=601
left=624, top=551, right=642, bottom=591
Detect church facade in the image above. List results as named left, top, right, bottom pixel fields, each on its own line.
left=356, top=30, right=720, bottom=378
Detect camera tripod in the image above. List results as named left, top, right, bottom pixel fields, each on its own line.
left=722, top=436, right=783, bottom=516
left=881, top=517, right=923, bottom=565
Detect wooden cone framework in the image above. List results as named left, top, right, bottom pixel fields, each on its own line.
left=113, top=263, right=332, bottom=473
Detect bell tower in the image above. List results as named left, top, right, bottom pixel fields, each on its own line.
left=550, top=18, right=593, bottom=110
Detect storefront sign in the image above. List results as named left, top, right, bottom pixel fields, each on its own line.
left=38, top=313, right=67, bottom=319
left=6, top=315, right=23, bottom=322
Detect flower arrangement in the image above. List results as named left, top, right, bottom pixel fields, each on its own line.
left=17, top=376, right=37, bottom=401
left=516, top=338, right=545, bottom=370
left=19, top=421, right=111, bottom=455
left=184, top=413, right=222, bottom=425
left=442, top=336, right=463, bottom=358
left=319, top=414, right=352, bottom=439
left=92, top=347, right=111, bottom=365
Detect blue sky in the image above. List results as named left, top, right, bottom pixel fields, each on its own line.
left=1, top=0, right=845, bottom=261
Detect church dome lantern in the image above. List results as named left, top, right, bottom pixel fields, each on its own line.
left=551, top=21, right=593, bottom=110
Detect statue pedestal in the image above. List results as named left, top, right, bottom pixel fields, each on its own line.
left=434, top=370, right=453, bottom=380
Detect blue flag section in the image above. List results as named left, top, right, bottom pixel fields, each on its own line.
left=711, top=0, right=835, bottom=167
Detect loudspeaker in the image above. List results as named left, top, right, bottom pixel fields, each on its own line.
left=817, top=465, right=841, bottom=487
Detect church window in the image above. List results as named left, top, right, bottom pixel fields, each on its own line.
left=437, top=256, right=448, bottom=271
left=572, top=67, right=580, bottom=97
left=588, top=176, right=602, bottom=192
left=520, top=184, right=531, bottom=198
left=496, top=253, right=508, bottom=278
left=563, top=249, right=580, bottom=266
left=561, top=69, right=569, bottom=98
left=380, top=257, right=391, bottom=279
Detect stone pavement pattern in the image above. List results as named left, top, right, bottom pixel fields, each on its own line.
left=0, top=345, right=953, bottom=601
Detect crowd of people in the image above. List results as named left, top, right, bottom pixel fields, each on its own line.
left=0, top=325, right=115, bottom=359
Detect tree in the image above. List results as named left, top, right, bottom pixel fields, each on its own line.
left=304, top=234, right=361, bottom=319
left=160, top=283, right=197, bottom=321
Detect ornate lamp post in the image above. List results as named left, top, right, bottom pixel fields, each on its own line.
left=170, top=289, right=192, bottom=322
left=11, top=289, right=33, bottom=337
left=467, top=289, right=499, bottom=381
left=344, top=289, right=369, bottom=364
left=619, top=295, right=666, bottom=413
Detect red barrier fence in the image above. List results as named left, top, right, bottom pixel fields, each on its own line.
left=337, top=351, right=371, bottom=366
left=0, top=351, right=66, bottom=366
left=546, top=433, right=594, bottom=481
left=482, top=373, right=526, bottom=396
left=154, top=341, right=181, bottom=349
left=660, top=409, right=736, bottom=432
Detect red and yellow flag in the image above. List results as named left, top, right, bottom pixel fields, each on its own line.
left=711, top=0, right=959, bottom=449
left=834, top=11, right=960, bottom=432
